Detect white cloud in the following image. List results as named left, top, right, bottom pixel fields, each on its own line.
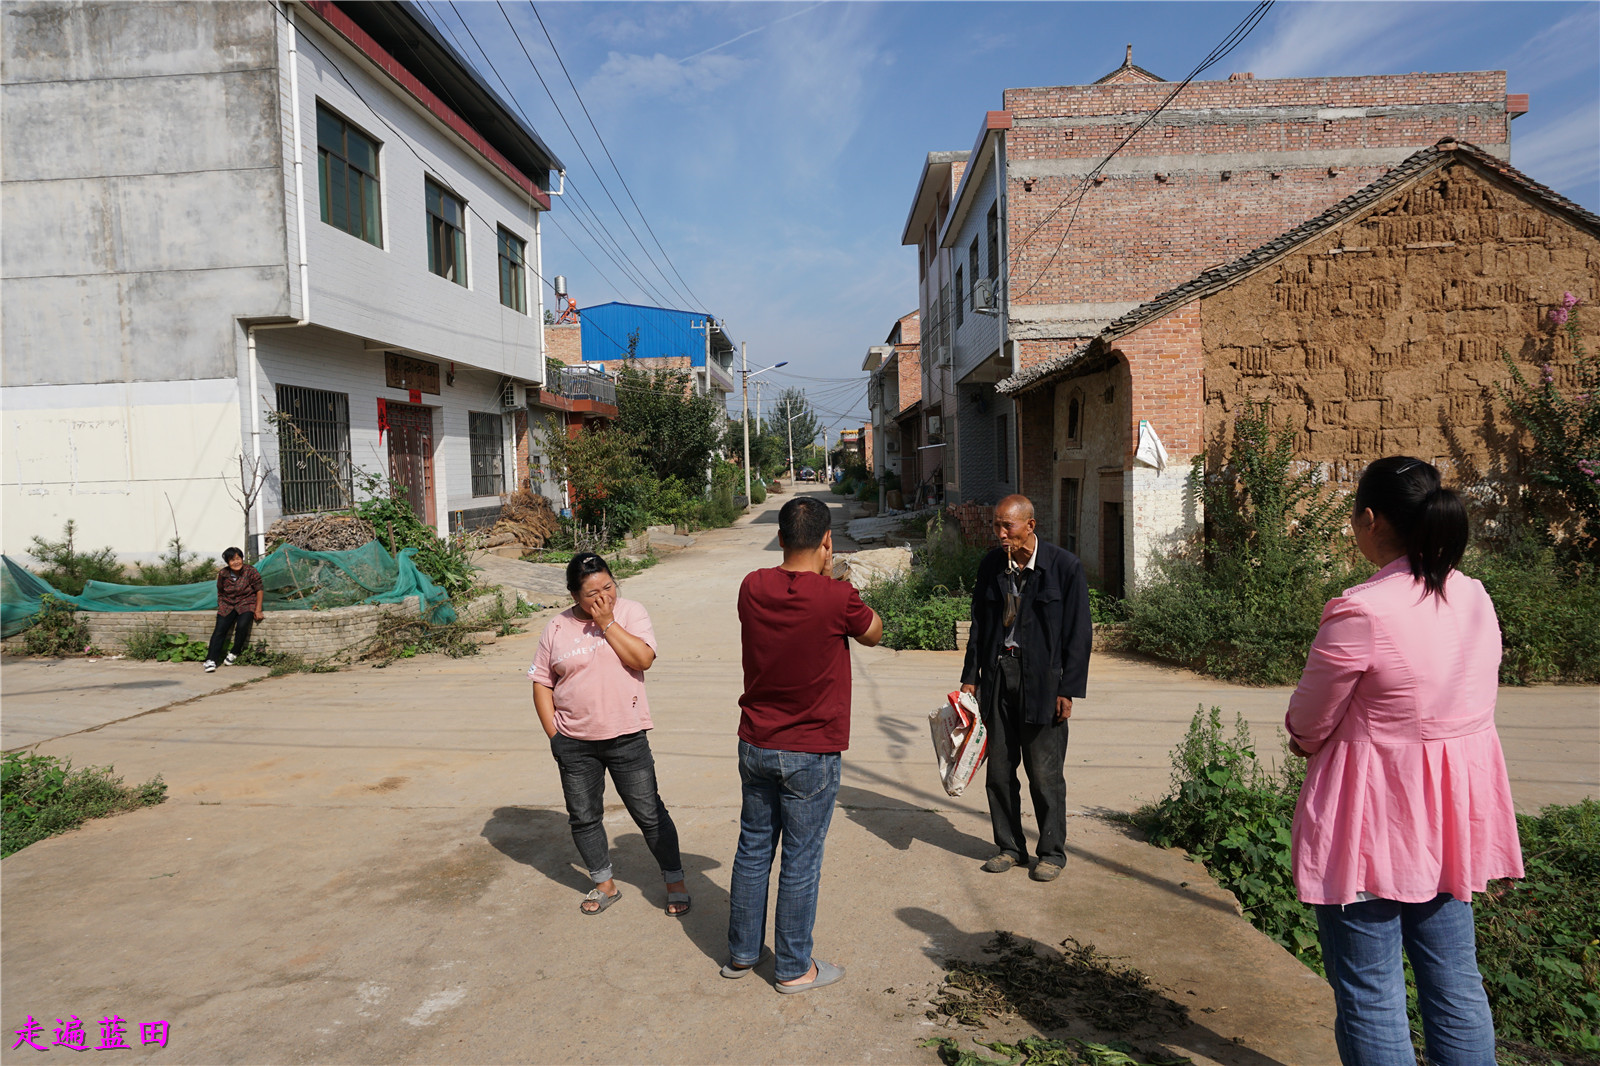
left=1233, top=2, right=1432, bottom=79
left=1513, top=99, right=1600, bottom=207
left=585, top=5, right=696, bottom=47
left=588, top=50, right=751, bottom=103
left=1504, top=6, right=1600, bottom=93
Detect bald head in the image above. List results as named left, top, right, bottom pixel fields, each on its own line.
left=993, top=495, right=1037, bottom=560
left=997, top=495, right=1035, bottom=522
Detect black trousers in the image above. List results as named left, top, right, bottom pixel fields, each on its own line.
left=206, top=610, right=255, bottom=663
left=983, top=654, right=1071, bottom=865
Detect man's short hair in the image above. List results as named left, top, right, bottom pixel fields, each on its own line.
left=779, top=497, right=831, bottom=551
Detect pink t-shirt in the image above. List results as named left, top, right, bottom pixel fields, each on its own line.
left=528, top=597, right=657, bottom=741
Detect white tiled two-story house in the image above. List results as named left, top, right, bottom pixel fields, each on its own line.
left=2, top=0, right=563, bottom=558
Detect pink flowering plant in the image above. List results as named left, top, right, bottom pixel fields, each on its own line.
left=1498, top=293, right=1600, bottom=562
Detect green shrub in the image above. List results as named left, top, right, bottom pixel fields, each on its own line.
left=1138, top=706, right=1600, bottom=1061
left=751, top=480, right=767, bottom=505
left=860, top=573, right=969, bottom=650
left=233, top=642, right=308, bottom=676
left=855, top=477, right=879, bottom=502
left=2, top=752, right=167, bottom=858
left=1477, top=799, right=1600, bottom=1056
left=1465, top=539, right=1600, bottom=684
left=20, top=595, right=92, bottom=657
left=1121, top=404, right=1365, bottom=685
left=27, top=520, right=123, bottom=594
left=1133, top=707, right=1318, bottom=968
left=127, top=536, right=217, bottom=586
left=347, top=469, right=479, bottom=598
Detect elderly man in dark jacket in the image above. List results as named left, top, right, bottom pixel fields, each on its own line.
left=959, top=494, right=1092, bottom=882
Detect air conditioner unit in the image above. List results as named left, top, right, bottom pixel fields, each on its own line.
left=972, top=278, right=996, bottom=311
left=936, top=345, right=952, bottom=368
left=499, top=378, right=521, bottom=410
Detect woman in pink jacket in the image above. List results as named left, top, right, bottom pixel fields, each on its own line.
left=1287, top=457, right=1523, bottom=1066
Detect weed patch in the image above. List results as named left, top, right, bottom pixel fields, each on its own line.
left=20, top=596, right=92, bottom=657
left=923, top=1036, right=1189, bottom=1066
left=1136, top=706, right=1600, bottom=1061
left=2, top=752, right=167, bottom=858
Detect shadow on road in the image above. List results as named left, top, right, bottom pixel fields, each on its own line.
left=836, top=784, right=992, bottom=861
left=896, top=907, right=1291, bottom=1066
left=482, top=806, right=729, bottom=965
left=4, top=679, right=183, bottom=696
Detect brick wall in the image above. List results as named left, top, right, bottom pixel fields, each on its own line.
left=544, top=323, right=582, bottom=365
left=1001, top=71, right=1513, bottom=332
left=895, top=342, right=922, bottom=411
left=1113, top=301, right=1205, bottom=457
left=945, top=501, right=995, bottom=545
left=74, top=599, right=422, bottom=660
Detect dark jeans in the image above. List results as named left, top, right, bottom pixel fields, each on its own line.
left=727, top=740, right=842, bottom=981
left=206, top=610, right=255, bottom=663
left=549, top=729, right=684, bottom=885
left=983, top=654, right=1070, bottom=865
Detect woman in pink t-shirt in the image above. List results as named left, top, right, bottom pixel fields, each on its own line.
left=1287, top=457, right=1523, bottom=1065
left=530, top=552, right=687, bottom=917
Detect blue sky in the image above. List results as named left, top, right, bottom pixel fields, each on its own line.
left=425, top=1, right=1600, bottom=428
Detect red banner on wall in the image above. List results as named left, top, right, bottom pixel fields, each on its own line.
left=376, top=398, right=388, bottom=444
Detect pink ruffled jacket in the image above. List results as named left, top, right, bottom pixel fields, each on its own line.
left=1286, top=559, right=1524, bottom=905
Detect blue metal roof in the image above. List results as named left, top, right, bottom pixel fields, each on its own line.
left=578, top=303, right=735, bottom=368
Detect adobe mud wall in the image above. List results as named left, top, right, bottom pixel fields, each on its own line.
left=1202, top=161, right=1600, bottom=488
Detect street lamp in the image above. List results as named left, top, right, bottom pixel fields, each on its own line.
left=738, top=344, right=787, bottom=508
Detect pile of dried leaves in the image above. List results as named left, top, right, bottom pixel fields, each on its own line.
left=929, top=932, right=1190, bottom=1037
left=921, top=1036, right=1190, bottom=1066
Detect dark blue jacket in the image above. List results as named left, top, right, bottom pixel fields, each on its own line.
left=960, top=539, right=1092, bottom=725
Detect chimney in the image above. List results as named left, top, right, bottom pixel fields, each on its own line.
left=1229, top=72, right=1255, bottom=81
left=1123, top=44, right=1133, bottom=68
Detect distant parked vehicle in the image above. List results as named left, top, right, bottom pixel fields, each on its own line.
left=799, top=467, right=816, bottom=482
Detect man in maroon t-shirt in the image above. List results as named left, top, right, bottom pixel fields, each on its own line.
left=724, top=495, right=882, bottom=993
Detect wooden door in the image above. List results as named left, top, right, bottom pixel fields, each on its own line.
left=1101, top=501, right=1125, bottom=598
left=386, top=403, right=436, bottom=526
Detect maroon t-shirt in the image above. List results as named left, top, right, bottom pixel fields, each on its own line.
left=738, top=567, right=876, bottom=754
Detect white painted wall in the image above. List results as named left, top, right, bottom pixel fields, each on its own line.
left=294, top=14, right=545, bottom=385
left=3, top=380, right=245, bottom=561
left=1128, top=465, right=1201, bottom=587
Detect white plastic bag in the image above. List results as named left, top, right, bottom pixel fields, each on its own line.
left=929, top=690, right=988, bottom=797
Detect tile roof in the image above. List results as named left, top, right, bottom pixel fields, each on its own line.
left=998, top=139, right=1600, bottom=396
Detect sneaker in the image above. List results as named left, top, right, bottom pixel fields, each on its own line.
left=982, top=853, right=1021, bottom=873
left=203, top=661, right=217, bottom=673
left=223, top=653, right=237, bottom=666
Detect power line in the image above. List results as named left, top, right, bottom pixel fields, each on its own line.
left=489, top=0, right=701, bottom=311
left=429, top=0, right=678, bottom=308
left=1008, top=1, right=1277, bottom=300
left=528, top=2, right=709, bottom=312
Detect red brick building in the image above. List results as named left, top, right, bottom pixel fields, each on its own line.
left=906, top=52, right=1527, bottom=513
left=997, top=140, right=1600, bottom=594
left=864, top=309, right=923, bottom=505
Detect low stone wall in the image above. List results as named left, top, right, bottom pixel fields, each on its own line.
left=73, top=598, right=423, bottom=660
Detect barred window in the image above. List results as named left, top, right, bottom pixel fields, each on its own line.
left=1061, top=478, right=1081, bottom=554
left=497, top=227, right=527, bottom=313
left=426, top=179, right=468, bottom=286
left=275, top=385, right=352, bottom=514
left=469, top=411, right=504, bottom=497
left=316, top=104, right=381, bottom=246
left=954, top=267, right=965, bottom=329
left=986, top=202, right=1000, bottom=281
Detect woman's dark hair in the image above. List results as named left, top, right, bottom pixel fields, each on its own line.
left=565, top=551, right=613, bottom=594
left=1353, top=456, right=1468, bottom=600
left=222, top=547, right=245, bottom=563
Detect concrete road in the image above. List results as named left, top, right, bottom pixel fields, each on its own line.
left=2, top=486, right=1593, bottom=1066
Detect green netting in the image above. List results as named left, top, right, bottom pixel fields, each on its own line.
left=2, top=540, right=456, bottom=638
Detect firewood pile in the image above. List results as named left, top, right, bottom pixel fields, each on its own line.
left=266, top=514, right=378, bottom=552
left=480, top=489, right=563, bottom=549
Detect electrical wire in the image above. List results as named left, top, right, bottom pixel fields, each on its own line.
left=528, top=2, right=709, bottom=312
left=1007, top=1, right=1276, bottom=300
left=489, top=0, right=701, bottom=311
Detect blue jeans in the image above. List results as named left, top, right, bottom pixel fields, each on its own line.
left=549, top=730, right=684, bottom=885
left=1315, top=894, right=1496, bottom=1066
left=727, top=740, right=841, bottom=981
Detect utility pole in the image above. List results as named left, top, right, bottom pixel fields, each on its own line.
left=785, top=397, right=796, bottom=482
left=740, top=341, right=752, bottom=506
